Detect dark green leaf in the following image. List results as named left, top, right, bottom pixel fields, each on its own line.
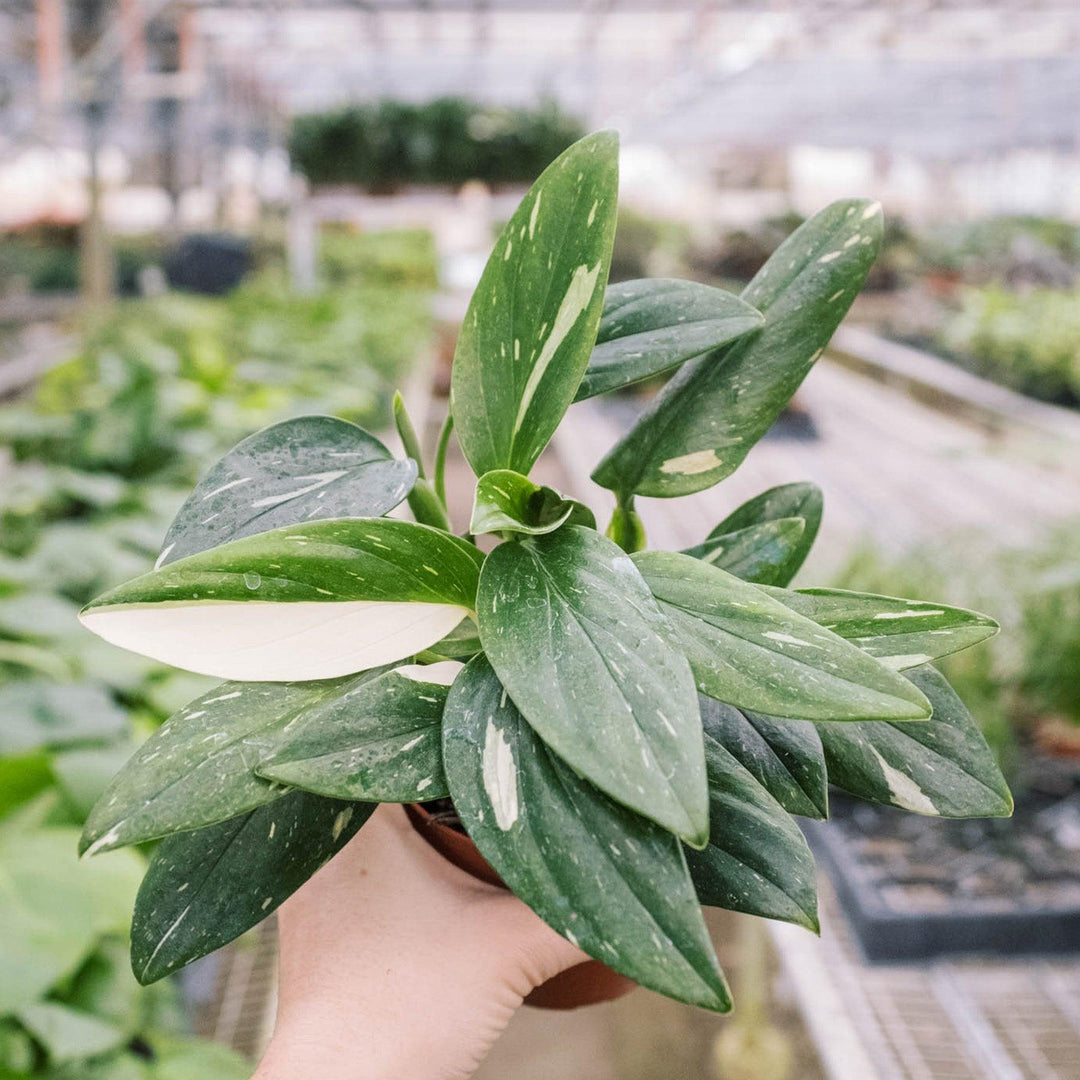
left=443, top=656, right=730, bottom=1011
left=593, top=200, right=883, bottom=497
left=257, top=662, right=460, bottom=801
left=634, top=551, right=932, bottom=722
left=477, top=527, right=708, bottom=844
left=16, top=1003, right=125, bottom=1064
left=451, top=132, right=619, bottom=476
left=574, top=279, right=763, bottom=401
left=0, top=681, right=127, bottom=756
left=682, top=519, right=807, bottom=586
left=159, top=415, right=416, bottom=565
left=817, top=665, right=1013, bottom=818
left=696, top=696, right=827, bottom=819
left=80, top=520, right=484, bottom=682
left=419, top=617, right=482, bottom=662
left=686, top=703, right=818, bottom=930
left=470, top=469, right=595, bottom=536
left=764, top=587, right=999, bottom=669
left=79, top=679, right=340, bottom=856
left=131, top=792, right=374, bottom=984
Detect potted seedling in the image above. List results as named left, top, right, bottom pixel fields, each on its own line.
left=77, top=132, right=1011, bottom=1013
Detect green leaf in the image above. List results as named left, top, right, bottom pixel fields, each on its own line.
left=633, top=551, right=932, bottom=722
left=16, top=1002, right=125, bottom=1064
left=257, top=662, right=461, bottom=802
left=686, top=704, right=818, bottom=930
left=0, top=828, right=142, bottom=1013
left=692, top=482, right=823, bottom=587
left=146, top=1035, right=260, bottom=1080
left=593, top=200, right=883, bottom=497
left=442, top=656, right=730, bottom=1011
left=574, top=279, right=763, bottom=401
left=0, top=753, right=53, bottom=821
left=470, top=470, right=595, bottom=537
left=477, top=527, right=708, bottom=844
left=419, top=617, right=482, bottom=662
left=451, top=132, right=619, bottom=476
left=80, top=519, right=484, bottom=682
left=817, top=665, right=1013, bottom=818
left=697, top=696, right=827, bottom=819
left=0, top=681, right=127, bottom=756
left=764, top=587, right=999, bottom=669
left=159, top=415, right=416, bottom=566
left=52, top=741, right=138, bottom=820
left=0, top=591, right=81, bottom=641
left=682, top=519, right=807, bottom=586
left=79, top=679, right=337, bottom=856
left=131, top=792, right=375, bottom=984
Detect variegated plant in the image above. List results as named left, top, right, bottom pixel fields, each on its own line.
left=78, top=132, right=1010, bottom=1010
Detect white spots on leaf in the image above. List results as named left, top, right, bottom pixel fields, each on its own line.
left=869, top=746, right=937, bottom=814
left=828, top=290, right=844, bottom=302
left=155, top=544, right=175, bottom=570
left=512, top=261, right=602, bottom=437
left=818, top=250, right=842, bottom=264
left=763, top=631, right=812, bottom=647
left=873, top=609, right=945, bottom=620
left=177, top=882, right=189, bottom=892
left=529, top=191, right=542, bottom=239
left=879, top=653, right=934, bottom=670
left=249, top=471, right=348, bottom=509
left=261, top=897, right=274, bottom=910
left=400, top=735, right=424, bottom=752
left=201, top=477, right=252, bottom=501
left=203, top=691, right=243, bottom=704
left=659, top=449, right=722, bottom=476
left=417, top=777, right=433, bottom=792
left=504, top=239, right=513, bottom=261
left=83, top=827, right=122, bottom=858
left=587, top=199, right=598, bottom=226
left=268, top=822, right=276, bottom=839
left=843, top=235, right=861, bottom=248
left=514, top=338, right=521, bottom=361
left=809, top=348, right=824, bottom=363
left=862, top=201, right=882, bottom=220
left=332, top=807, right=353, bottom=841
left=483, top=718, right=519, bottom=831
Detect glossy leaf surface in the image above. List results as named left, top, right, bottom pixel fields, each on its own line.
left=698, top=695, right=827, bottom=819
left=634, top=552, right=932, bottom=722
left=574, top=279, right=763, bottom=401
left=686, top=705, right=818, bottom=930
left=257, top=662, right=462, bottom=801
left=682, top=518, right=807, bottom=587
left=817, top=665, right=1012, bottom=818
left=470, top=469, right=596, bottom=537
left=80, top=520, right=483, bottom=681
left=593, top=200, right=883, bottom=497
left=159, top=415, right=416, bottom=566
left=451, top=132, right=618, bottom=476
left=765, top=587, right=999, bottom=669
left=442, top=656, right=730, bottom=1011
left=131, top=792, right=374, bottom=984
left=477, top=527, right=708, bottom=843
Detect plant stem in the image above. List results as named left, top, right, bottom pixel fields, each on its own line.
left=606, top=494, right=647, bottom=554
left=393, top=390, right=426, bottom=479
left=433, top=412, right=454, bottom=507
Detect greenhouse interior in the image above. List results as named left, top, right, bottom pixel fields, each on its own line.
left=1, top=1, right=1080, bottom=1078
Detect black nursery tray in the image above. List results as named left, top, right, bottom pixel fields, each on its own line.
left=805, top=758, right=1080, bottom=963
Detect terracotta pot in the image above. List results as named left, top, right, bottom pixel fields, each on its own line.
left=405, top=803, right=636, bottom=1010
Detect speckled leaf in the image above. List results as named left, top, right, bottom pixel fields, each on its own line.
left=477, top=527, right=708, bottom=844
left=0, top=680, right=127, bottom=755
left=159, top=415, right=416, bottom=566
left=633, top=552, right=931, bottom=722
left=257, top=662, right=462, bottom=802
left=79, top=678, right=345, bottom=856
left=131, top=792, right=374, bottom=984
left=574, top=279, right=763, bottom=401
left=451, top=132, right=618, bottom=477
left=686, top=702, right=818, bottom=929
left=593, top=201, right=883, bottom=497
left=470, top=469, right=596, bottom=537
left=817, top=665, right=1012, bottom=818
left=443, top=656, right=730, bottom=1011
left=79, top=520, right=484, bottom=681
left=697, top=696, right=827, bottom=819
left=682, top=519, right=807, bottom=587
left=693, top=483, right=824, bottom=587
left=764, top=587, right=999, bottom=669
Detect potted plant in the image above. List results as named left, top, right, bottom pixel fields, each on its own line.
left=77, top=131, right=1011, bottom=1013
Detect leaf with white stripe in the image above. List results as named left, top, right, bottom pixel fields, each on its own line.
left=158, top=415, right=416, bottom=566
left=682, top=519, right=807, bottom=587
left=593, top=201, right=883, bottom=497
left=817, top=665, right=1012, bottom=818
left=79, top=520, right=483, bottom=682
left=477, top=527, right=708, bottom=844
left=130, top=792, right=374, bottom=984
left=451, top=132, right=618, bottom=477
left=633, top=551, right=932, bottom=722
left=443, top=656, right=731, bottom=1011
left=257, top=662, right=462, bottom=801
left=574, top=279, right=763, bottom=401
left=763, top=587, right=998, bottom=669
left=697, top=695, right=827, bottom=819
left=686, top=704, right=819, bottom=930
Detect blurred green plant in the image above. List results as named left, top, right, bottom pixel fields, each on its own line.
left=290, top=97, right=585, bottom=189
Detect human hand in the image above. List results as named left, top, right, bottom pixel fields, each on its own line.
left=252, top=803, right=586, bottom=1080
